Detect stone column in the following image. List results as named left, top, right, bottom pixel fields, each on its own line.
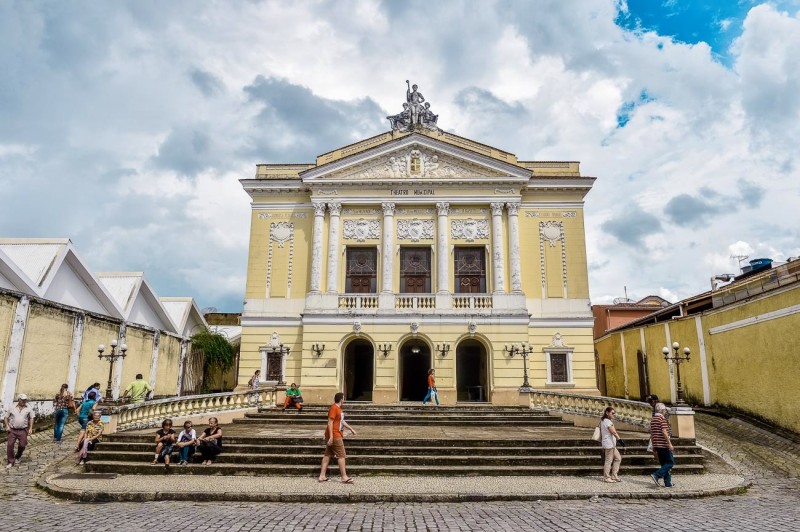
left=326, top=202, right=342, bottom=293
left=381, top=202, right=396, bottom=293
left=148, top=330, right=161, bottom=390
left=310, top=202, right=326, bottom=293
left=175, top=338, right=189, bottom=396
left=436, top=202, right=450, bottom=293
left=506, top=202, right=522, bottom=293
left=490, top=202, right=505, bottom=294
left=66, top=312, right=85, bottom=392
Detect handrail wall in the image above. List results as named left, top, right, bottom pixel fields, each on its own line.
left=528, top=390, right=653, bottom=427
left=112, top=388, right=278, bottom=432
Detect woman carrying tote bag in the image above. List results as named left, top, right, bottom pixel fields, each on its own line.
left=599, top=406, right=622, bottom=483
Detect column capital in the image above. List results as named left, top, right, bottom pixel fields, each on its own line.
left=382, top=202, right=396, bottom=216
left=436, top=202, right=450, bottom=216
left=490, top=202, right=505, bottom=216
left=506, top=202, right=520, bottom=216
left=312, top=202, right=327, bottom=216
left=327, top=202, right=342, bottom=216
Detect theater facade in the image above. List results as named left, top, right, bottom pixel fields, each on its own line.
left=239, top=87, right=597, bottom=405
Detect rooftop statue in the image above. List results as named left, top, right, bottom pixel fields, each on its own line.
left=387, top=81, right=439, bottom=132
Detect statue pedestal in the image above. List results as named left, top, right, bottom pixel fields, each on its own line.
left=668, top=406, right=696, bottom=439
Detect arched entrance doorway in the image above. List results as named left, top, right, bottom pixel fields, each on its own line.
left=399, top=339, right=431, bottom=401
left=456, top=339, right=489, bottom=402
left=343, top=340, right=374, bottom=401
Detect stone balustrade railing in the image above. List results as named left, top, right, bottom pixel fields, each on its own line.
left=528, top=390, right=653, bottom=427
left=113, top=388, right=278, bottom=432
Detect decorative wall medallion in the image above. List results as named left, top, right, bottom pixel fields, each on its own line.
left=343, top=219, right=380, bottom=242
left=467, top=321, right=477, bottom=334
left=551, top=332, right=567, bottom=348
left=353, top=321, right=362, bottom=334
left=269, top=332, right=282, bottom=349
left=494, top=188, right=515, bottom=194
left=271, top=222, right=292, bottom=251
left=397, top=219, right=434, bottom=242
left=410, top=322, right=419, bottom=334
left=451, top=219, right=489, bottom=242
left=540, top=221, right=563, bottom=247
left=316, top=190, right=338, bottom=195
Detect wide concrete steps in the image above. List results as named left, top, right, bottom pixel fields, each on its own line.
left=84, top=461, right=705, bottom=477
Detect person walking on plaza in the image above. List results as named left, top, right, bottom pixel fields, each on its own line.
left=83, top=382, right=102, bottom=403
left=422, top=368, right=439, bottom=406
left=76, top=411, right=103, bottom=465
left=152, top=419, right=177, bottom=468
left=4, top=394, right=34, bottom=468
left=282, top=382, right=303, bottom=412
left=197, top=417, right=223, bottom=465
left=53, top=383, right=74, bottom=444
left=650, top=402, right=675, bottom=488
left=120, top=373, right=153, bottom=404
left=247, top=370, right=261, bottom=405
left=319, top=392, right=353, bottom=484
left=600, top=406, right=622, bottom=483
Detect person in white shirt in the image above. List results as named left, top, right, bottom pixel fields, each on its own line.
left=600, top=406, right=622, bottom=483
left=175, top=420, right=198, bottom=465
left=247, top=370, right=261, bottom=406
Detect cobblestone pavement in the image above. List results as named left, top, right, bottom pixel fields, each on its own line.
left=1, top=413, right=799, bottom=532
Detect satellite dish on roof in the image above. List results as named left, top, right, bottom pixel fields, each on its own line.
left=201, top=306, right=218, bottom=315
left=612, top=297, right=634, bottom=305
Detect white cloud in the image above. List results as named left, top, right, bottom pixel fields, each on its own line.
left=0, top=0, right=798, bottom=311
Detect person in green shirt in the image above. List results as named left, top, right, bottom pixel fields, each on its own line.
left=282, top=383, right=303, bottom=412
left=121, top=374, right=153, bottom=404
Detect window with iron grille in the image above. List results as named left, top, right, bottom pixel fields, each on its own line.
left=345, top=248, right=377, bottom=293
left=549, top=352, right=569, bottom=383
left=454, top=247, right=486, bottom=293
left=400, top=247, right=431, bottom=293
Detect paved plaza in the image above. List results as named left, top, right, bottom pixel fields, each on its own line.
left=1, top=413, right=799, bottom=531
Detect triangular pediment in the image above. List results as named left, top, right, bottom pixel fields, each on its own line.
left=301, top=133, right=531, bottom=183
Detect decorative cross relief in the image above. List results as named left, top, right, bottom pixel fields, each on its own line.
left=397, top=219, right=434, bottom=242
left=451, top=218, right=489, bottom=242
left=343, top=219, right=380, bottom=242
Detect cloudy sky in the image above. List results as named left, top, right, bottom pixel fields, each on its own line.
left=1, top=0, right=799, bottom=311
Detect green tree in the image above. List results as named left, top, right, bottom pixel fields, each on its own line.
left=191, top=327, right=235, bottom=392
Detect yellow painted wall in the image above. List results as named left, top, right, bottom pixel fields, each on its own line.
left=597, top=285, right=800, bottom=432
left=16, top=302, right=74, bottom=398
left=154, top=334, right=181, bottom=396
left=0, top=294, right=17, bottom=385
left=120, top=327, right=154, bottom=389
left=75, top=316, right=121, bottom=393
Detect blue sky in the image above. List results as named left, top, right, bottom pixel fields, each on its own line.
left=1, top=0, right=799, bottom=311
left=617, top=0, right=799, bottom=64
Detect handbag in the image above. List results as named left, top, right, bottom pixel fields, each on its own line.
left=591, top=424, right=601, bottom=442
left=646, top=438, right=653, bottom=452
left=294, top=395, right=303, bottom=403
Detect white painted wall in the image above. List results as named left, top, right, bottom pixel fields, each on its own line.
left=129, top=293, right=170, bottom=330
left=44, top=263, right=108, bottom=314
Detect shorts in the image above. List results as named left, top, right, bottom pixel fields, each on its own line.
left=323, top=438, right=346, bottom=459
left=78, top=416, right=89, bottom=429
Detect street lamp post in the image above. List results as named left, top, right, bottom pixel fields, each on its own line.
left=505, top=343, right=534, bottom=391
left=662, top=341, right=691, bottom=405
left=97, top=339, right=127, bottom=402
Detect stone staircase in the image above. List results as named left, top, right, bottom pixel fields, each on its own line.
left=85, top=404, right=705, bottom=477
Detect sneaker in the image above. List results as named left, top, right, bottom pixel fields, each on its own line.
left=650, top=473, right=662, bottom=487
left=77, top=460, right=85, bottom=465
left=5, top=463, right=12, bottom=469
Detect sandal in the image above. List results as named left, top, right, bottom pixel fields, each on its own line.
left=318, top=478, right=329, bottom=482
left=341, top=478, right=354, bottom=484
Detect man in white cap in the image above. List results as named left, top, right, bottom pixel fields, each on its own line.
left=4, top=393, right=35, bottom=468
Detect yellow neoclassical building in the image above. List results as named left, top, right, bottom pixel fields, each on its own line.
left=239, top=89, right=598, bottom=405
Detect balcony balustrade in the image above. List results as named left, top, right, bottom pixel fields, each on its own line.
left=395, top=294, right=436, bottom=310
left=453, top=294, right=493, bottom=309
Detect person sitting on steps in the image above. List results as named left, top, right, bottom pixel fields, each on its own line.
left=282, top=383, right=303, bottom=412
left=175, top=420, right=198, bottom=465
left=76, top=411, right=103, bottom=465
left=152, top=418, right=176, bottom=468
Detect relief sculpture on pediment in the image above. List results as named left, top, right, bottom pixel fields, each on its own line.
left=343, top=149, right=502, bottom=180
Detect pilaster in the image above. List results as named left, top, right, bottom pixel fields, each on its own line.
left=490, top=202, right=505, bottom=294
left=436, top=202, right=450, bottom=296
left=326, top=202, right=342, bottom=293
left=310, top=201, right=326, bottom=293
left=506, top=202, right=522, bottom=293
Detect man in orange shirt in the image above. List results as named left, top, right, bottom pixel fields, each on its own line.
left=318, top=392, right=354, bottom=483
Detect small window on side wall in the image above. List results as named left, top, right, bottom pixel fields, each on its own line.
left=546, top=351, right=573, bottom=385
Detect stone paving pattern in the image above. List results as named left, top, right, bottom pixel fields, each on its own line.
left=1, top=413, right=799, bottom=531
